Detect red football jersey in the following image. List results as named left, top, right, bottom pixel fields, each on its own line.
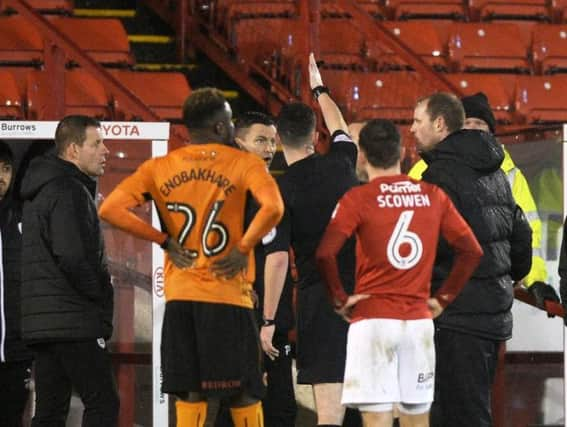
left=318, top=175, right=482, bottom=321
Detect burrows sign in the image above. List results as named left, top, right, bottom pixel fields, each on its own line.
left=0, top=121, right=169, bottom=140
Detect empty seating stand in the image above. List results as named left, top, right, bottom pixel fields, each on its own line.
left=532, top=24, right=567, bottom=73
left=322, top=70, right=435, bottom=122
left=448, top=22, right=530, bottom=72
left=321, top=0, right=385, bottom=19
left=378, top=21, right=447, bottom=70
left=215, top=0, right=296, bottom=34
left=446, top=73, right=514, bottom=122
left=469, top=0, right=549, bottom=21
left=109, top=70, right=191, bottom=121
left=230, top=17, right=304, bottom=87
left=320, top=18, right=367, bottom=68
left=553, top=0, right=567, bottom=21
left=384, top=0, right=465, bottom=20
left=0, top=16, right=132, bottom=66
left=0, top=16, right=43, bottom=65
left=515, top=75, right=567, bottom=123
left=0, top=71, right=24, bottom=118
left=27, top=69, right=112, bottom=119
left=0, top=0, right=74, bottom=14
left=52, top=18, right=134, bottom=66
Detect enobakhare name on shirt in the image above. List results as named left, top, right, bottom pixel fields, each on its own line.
left=377, top=181, right=431, bottom=209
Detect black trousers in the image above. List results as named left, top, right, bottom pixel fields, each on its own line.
left=262, top=333, right=297, bottom=427
left=430, top=328, right=500, bottom=427
left=0, top=360, right=32, bottom=427
left=31, top=340, right=119, bottom=427
left=215, top=332, right=297, bottom=426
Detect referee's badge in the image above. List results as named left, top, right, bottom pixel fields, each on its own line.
left=262, top=228, right=277, bottom=245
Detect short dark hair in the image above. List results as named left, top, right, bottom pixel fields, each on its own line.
left=0, top=141, right=13, bottom=166
left=234, top=111, right=275, bottom=138
left=359, top=119, right=401, bottom=169
left=276, top=102, right=316, bottom=148
left=54, top=115, right=101, bottom=155
left=420, top=92, right=464, bottom=134
left=182, top=87, right=229, bottom=130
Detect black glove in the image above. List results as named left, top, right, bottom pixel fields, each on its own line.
left=528, top=281, right=560, bottom=318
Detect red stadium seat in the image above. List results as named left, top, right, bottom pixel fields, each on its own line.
left=514, top=75, right=567, bottom=123
left=26, top=69, right=112, bottom=119
left=322, top=70, right=434, bottom=123
left=0, top=71, right=24, bottom=119
left=1, top=0, right=74, bottom=14
left=446, top=74, right=514, bottom=123
left=52, top=18, right=133, bottom=66
left=384, top=0, right=465, bottom=20
left=469, top=0, right=549, bottom=21
left=377, top=21, right=447, bottom=70
left=230, top=17, right=304, bottom=89
left=109, top=70, right=191, bottom=120
left=0, top=16, right=43, bottom=65
left=320, top=18, right=367, bottom=68
left=448, top=23, right=530, bottom=72
left=532, top=24, right=567, bottom=73
left=215, top=1, right=296, bottom=33
left=552, top=0, right=567, bottom=21
left=321, top=0, right=385, bottom=19
left=0, top=16, right=132, bottom=66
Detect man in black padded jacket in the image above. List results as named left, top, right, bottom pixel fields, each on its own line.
left=410, top=92, right=533, bottom=427
left=0, top=140, right=32, bottom=427
left=20, top=115, right=119, bottom=427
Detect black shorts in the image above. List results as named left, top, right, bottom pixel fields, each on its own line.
left=296, top=282, right=349, bottom=384
left=161, top=300, right=265, bottom=399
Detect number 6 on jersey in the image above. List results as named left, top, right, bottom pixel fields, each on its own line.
left=387, top=210, right=423, bottom=270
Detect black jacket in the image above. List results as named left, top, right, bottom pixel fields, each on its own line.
left=20, top=154, right=113, bottom=343
left=0, top=194, right=31, bottom=362
left=422, top=129, right=532, bottom=341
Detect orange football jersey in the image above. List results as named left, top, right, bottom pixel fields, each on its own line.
left=102, top=143, right=282, bottom=308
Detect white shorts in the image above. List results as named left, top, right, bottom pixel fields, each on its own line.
left=341, top=318, right=435, bottom=410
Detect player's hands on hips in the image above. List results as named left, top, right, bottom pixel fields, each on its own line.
left=309, top=52, right=324, bottom=89
left=335, top=294, right=370, bottom=322
left=260, top=325, right=279, bottom=360
left=163, top=237, right=197, bottom=269
left=428, top=298, right=444, bottom=318
left=210, top=247, right=247, bottom=279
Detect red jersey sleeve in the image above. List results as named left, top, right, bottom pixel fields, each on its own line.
left=316, top=192, right=360, bottom=307
left=434, top=188, right=484, bottom=307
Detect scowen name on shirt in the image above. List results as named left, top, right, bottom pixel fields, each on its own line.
left=377, top=181, right=431, bottom=208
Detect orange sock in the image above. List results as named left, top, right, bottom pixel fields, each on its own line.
left=175, top=400, right=207, bottom=427
left=230, top=401, right=264, bottom=427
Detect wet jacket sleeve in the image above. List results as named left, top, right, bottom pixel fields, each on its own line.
left=434, top=191, right=484, bottom=308
left=50, top=184, right=106, bottom=301
left=510, top=205, right=533, bottom=281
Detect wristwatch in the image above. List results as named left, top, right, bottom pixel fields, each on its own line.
left=312, top=85, right=330, bottom=100
left=262, top=318, right=276, bottom=327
